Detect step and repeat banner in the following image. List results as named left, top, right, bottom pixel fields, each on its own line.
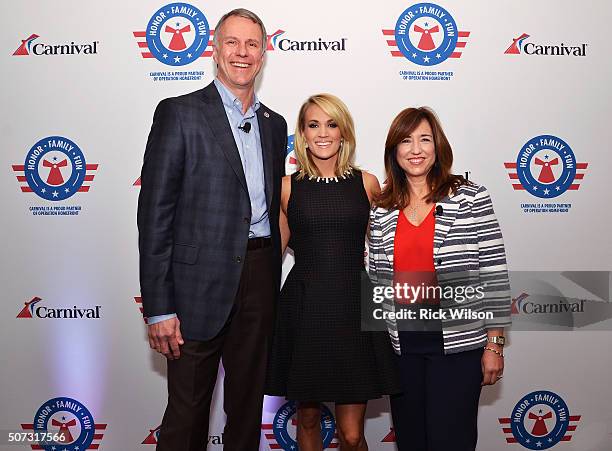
left=2, top=1, right=611, bottom=450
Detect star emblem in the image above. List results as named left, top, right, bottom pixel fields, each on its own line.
left=187, top=53, right=192, bottom=58
left=41, top=188, right=46, bottom=193
left=412, top=52, right=417, bottom=59
left=532, top=186, right=538, bottom=191
left=52, top=191, right=59, bottom=198
left=163, top=53, right=168, bottom=59
left=174, top=56, right=181, bottom=63
left=436, top=53, right=441, bottom=58
left=555, top=186, right=560, bottom=191
left=543, top=188, right=550, bottom=195
left=536, top=441, right=542, bottom=447
left=65, top=188, right=70, bottom=193
left=423, top=56, right=430, bottom=63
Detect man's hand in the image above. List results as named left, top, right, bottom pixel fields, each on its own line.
left=148, top=317, right=184, bottom=359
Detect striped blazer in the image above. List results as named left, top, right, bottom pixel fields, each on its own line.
left=368, top=183, right=511, bottom=355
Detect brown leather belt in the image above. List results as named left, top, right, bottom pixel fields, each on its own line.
left=247, top=237, right=272, bottom=250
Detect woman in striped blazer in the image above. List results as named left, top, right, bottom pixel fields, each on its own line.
left=368, top=107, right=511, bottom=451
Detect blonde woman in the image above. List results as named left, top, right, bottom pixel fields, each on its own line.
left=266, top=94, right=399, bottom=450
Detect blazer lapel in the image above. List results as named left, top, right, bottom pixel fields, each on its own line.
left=378, top=209, right=400, bottom=266
left=200, top=83, right=248, bottom=194
left=433, top=194, right=460, bottom=255
left=256, top=106, right=274, bottom=210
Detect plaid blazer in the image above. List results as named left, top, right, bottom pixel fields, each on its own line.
left=137, top=82, right=287, bottom=340
left=368, top=183, right=511, bottom=355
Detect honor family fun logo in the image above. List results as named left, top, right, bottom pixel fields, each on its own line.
left=505, top=33, right=587, bottom=57
left=133, top=2, right=210, bottom=81
left=285, top=135, right=298, bottom=175
left=383, top=3, right=470, bottom=81
left=12, top=136, right=98, bottom=216
left=13, top=34, right=99, bottom=56
left=262, top=401, right=338, bottom=450
left=16, top=296, right=102, bottom=319
left=504, top=135, right=588, bottom=213
left=498, top=391, right=581, bottom=449
left=20, top=397, right=106, bottom=451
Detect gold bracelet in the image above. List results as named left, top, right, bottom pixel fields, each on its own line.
left=484, top=346, right=504, bottom=358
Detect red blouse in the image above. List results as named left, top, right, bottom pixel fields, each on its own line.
left=393, top=206, right=438, bottom=305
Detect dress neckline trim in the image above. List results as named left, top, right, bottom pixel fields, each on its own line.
left=307, top=170, right=353, bottom=183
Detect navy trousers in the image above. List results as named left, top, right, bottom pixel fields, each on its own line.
left=390, top=332, right=483, bottom=451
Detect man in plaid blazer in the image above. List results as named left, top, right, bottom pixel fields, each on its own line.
left=137, top=9, right=287, bottom=451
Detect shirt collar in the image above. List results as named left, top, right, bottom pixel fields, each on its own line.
left=214, top=78, right=260, bottom=115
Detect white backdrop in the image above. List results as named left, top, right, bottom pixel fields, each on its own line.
left=2, top=1, right=611, bottom=450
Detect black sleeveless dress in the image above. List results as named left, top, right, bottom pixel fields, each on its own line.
left=265, top=170, right=400, bottom=403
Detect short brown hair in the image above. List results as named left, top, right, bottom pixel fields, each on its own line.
left=375, top=107, right=469, bottom=209
left=213, top=8, right=267, bottom=52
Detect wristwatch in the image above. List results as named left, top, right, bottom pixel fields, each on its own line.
left=487, top=336, right=506, bottom=346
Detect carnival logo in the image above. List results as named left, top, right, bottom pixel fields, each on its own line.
left=133, top=3, right=210, bottom=66
left=142, top=425, right=161, bottom=444
left=511, top=293, right=586, bottom=315
left=381, top=428, right=396, bottom=442
left=12, top=136, right=98, bottom=203
left=134, top=296, right=148, bottom=323
left=270, top=30, right=347, bottom=52
left=505, top=33, right=587, bottom=56
left=13, top=34, right=98, bottom=56
left=505, top=33, right=530, bottom=54
left=13, top=34, right=39, bottom=55
left=383, top=3, right=470, bottom=66
left=498, top=391, right=581, bottom=449
left=285, top=134, right=298, bottom=175
left=262, top=401, right=338, bottom=450
left=16, top=297, right=102, bottom=320
left=20, top=397, right=106, bottom=451
left=142, top=424, right=224, bottom=445
left=505, top=135, right=588, bottom=199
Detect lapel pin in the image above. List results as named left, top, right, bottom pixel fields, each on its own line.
left=264, top=111, right=270, bottom=118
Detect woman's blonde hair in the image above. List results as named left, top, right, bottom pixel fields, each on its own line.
left=293, top=93, right=357, bottom=179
